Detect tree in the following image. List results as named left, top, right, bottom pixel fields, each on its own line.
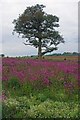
left=13, top=4, right=64, bottom=57
left=0, top=54, right=5, bottom=57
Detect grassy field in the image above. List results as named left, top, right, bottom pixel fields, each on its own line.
left=45, top=55, right=78, bottom=61
left=2, top=56, right=79, bottom=119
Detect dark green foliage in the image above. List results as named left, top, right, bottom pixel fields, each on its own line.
left=13, top=4, right=64, bottom=57
left=0, top=54, right=5, bottom=57
left=7, top=77, right=21, bottom=89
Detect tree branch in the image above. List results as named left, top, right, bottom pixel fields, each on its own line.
left=23, top=42, right=33, bottom=46
left=41, top=47, right=57, bottom=56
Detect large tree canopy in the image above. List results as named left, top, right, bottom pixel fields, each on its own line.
left=13, top=4, right=64, bottom=57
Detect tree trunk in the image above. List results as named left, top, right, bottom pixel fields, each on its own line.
left=38, top=38, right=42, bottom=58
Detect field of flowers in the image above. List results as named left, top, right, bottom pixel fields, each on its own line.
left=2, top=56, right=79, bottom=119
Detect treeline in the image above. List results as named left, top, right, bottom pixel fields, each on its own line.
left=46, top=52, right=80, bottom=56
left=0, top=52, right=80, bottom=58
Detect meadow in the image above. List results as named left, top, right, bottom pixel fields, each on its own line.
left=2, top=56, right=79, bottom=119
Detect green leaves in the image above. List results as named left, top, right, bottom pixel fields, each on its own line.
left=3, top=97, right=78, bottom=118
left=13, top=4, right=64, bottom=56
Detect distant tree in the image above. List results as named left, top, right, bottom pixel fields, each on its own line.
left=63, top=52, right=72, bottom=55
left=0, top=54, right=5, bottom=57
left=13, top=4, right=64, bottom=57
left=72, top=52, right=78, bottom=55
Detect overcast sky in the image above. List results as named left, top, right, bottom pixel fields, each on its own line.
left=0, top=0, right=79, bottom=56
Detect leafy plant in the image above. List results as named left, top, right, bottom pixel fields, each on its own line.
left=2, top=96, right=78, bottom=118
